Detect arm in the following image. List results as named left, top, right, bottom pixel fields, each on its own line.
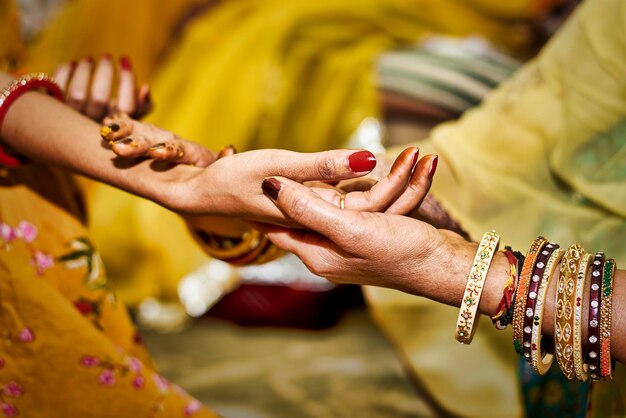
left=261, top=176, right=626, bottom=363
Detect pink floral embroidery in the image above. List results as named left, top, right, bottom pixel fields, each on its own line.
left=0, top=402, right=18, bottom=417
left=17, top=222, right=37, bottom=243
left=184, top=400, right=202, bottom=416
left=132, top=375, right=145, bottom=389
left=153, top=374, right=170, bottom=393
left=17, top=328, right=34, bottom=343
left=98, top=370, right=116, bottom=386
left=0, top=224, right=16, bottom=243
left=80, top=356, right=100, bottom=367
left=31, top=250, right=54, bottom=275
left=128, top=357, right=142, bottom=373
left=3, top=383, right=22, bottom=398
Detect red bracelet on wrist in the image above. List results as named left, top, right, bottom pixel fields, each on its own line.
left=0, top=72, right=64, bottom=168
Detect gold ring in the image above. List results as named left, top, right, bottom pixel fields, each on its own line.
left=339, top=193, right=346, bottom=209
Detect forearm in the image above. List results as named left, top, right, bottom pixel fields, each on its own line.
left=420, top=234, right=626, bottom=363
left=0, top=72, right=198, bottom=206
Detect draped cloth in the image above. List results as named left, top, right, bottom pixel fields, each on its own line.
left=369, top=1, right=626, bottom=416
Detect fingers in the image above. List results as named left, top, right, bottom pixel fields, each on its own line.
left=53, top=60, right=76, bottom=91
left=345, top=147, right=418, bottom=212
left=101, top=114, right=134, bottom=142
left=385, top=155, right=437, bottom=215
left=147, top=139, right=217, bottom=167
left=66, top=56, right=93, bottom=112
left=134, top=83, right=153, bottom=119
left=85, top=55, right=114, bottom=120
left=261, top=176, right=364, bottom=247
left=276, top=149, right=377, bottom=183
left=116, top=56, right=136, bottom=115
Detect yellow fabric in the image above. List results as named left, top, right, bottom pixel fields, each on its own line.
left=0, top=166, right=216, bottom=417
left=368, top=0, right=626, bottom=416
left=25, top=0, right=552, bottom=303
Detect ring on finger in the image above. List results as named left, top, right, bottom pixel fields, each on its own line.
left=339, top=193, right=346, bottom=209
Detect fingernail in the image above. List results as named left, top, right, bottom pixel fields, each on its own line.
left=101, top=53, right=112, bottom=61
left=114, top=137, right=136, bottom=147
left=109, top=123, right=120, bottom=132
left=69, top=60, right=77, bottom=70
left=149, top=142, right=166, bottom=151
left=429, top=156, right=438, bottom=178
left=262, top=178, right=281, bottom=200
left=348, top=150, right=376, bottom=173
left=412, top=148, right=420, bottom=167
left=85, top=56, right=94, bottom=64
left=120, top=56, right=132, bottom=70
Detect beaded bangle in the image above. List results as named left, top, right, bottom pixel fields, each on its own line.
left=513, top=237, right=547, bottom=355
left=600, top=258, right=616, bottom=380
left=555, top=243, right=584, bottom=380
left=573, top=253, right=592, bottom=382
left=455, top=231, right=500, bottom=344
left=586, top=252, right=604, bottom=380
left=522, top=243, right=557, bottom=362
left=0, top=73, right=64, bottom=168
left=492, top=248, right=519, bottom=329
left=531, top=247, right=564, bottom=375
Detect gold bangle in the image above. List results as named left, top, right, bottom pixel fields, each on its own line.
left=512, top=237, right=547, bottom=354
left=555, top=244, right=584, bottom=380
left=531, top=247, right=564, bottom=375
left=455, top=231, right=500, bottom=344
left=573, top=253, right=592, bottom=381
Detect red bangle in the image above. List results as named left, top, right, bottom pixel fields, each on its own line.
left=0, top=72, right=64, bottom=168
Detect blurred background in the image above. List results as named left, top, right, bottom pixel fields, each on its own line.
left=3, top=0, right=575, bottom=416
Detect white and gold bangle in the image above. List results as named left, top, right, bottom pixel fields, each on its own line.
left=455, top=231, right=500, bottom=344
left=531, top=247, right=564, bottom=375
left=573, top=253, right=593, bottom=381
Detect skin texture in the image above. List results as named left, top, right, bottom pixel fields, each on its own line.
left=261, top=176, right=626, bottom=363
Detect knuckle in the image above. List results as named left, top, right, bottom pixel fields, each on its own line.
left=289, top=194, right=310, bottom=221
left=316, top=155, right=337, bottom=180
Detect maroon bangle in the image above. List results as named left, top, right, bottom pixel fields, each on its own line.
left=0, top=73, right=64, bottom=168
left=586, top=252, right=604, bottom=380
left=522, top=243, right=558, bottom=361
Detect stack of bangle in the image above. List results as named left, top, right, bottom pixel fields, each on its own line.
left=452, top=233, right=618, bottom=381
left=0, top=73, right=64, bottom=168
left=190, top=228, right=284, bottom=267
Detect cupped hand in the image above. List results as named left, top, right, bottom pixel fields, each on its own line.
left=54, top=55, right=152, bottom=121
left=258, top=174, right=467, bottom=294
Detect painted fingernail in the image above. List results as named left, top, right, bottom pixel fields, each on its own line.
left=109, top=123, right=120, bottom=132
left=120, top=56, right=132, bottom=70
left=101, top=53, right=112, bottom=61
left=348, top=150, right=376, bottom=173
left=412, top=148, right=420, bottom=166
left=429, top=156, right=438, bottom=178
left=114, top=137, right=136, bottom=147
left=85, top=56, right=94, bottom=64
left=69, top=60, right=78, bottom=70
left=262, top=178, right=281, bottom=200
left=149, top=142, right=166, bottom=151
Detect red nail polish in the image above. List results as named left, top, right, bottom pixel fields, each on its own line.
left=412, top=148, right=420, bottom=166
left=120, top=56, right=132, bottom=70
left=69, top=60, right=77, bottom=70
left=348, top=150, right=376, bottom=173
left=262, top=178, right=281, bottom=200
left=85, top=56, right=94, bottom=64
left=101, top=53, right=112, bottom=61
left=429, top=156, right=438, bottom=178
